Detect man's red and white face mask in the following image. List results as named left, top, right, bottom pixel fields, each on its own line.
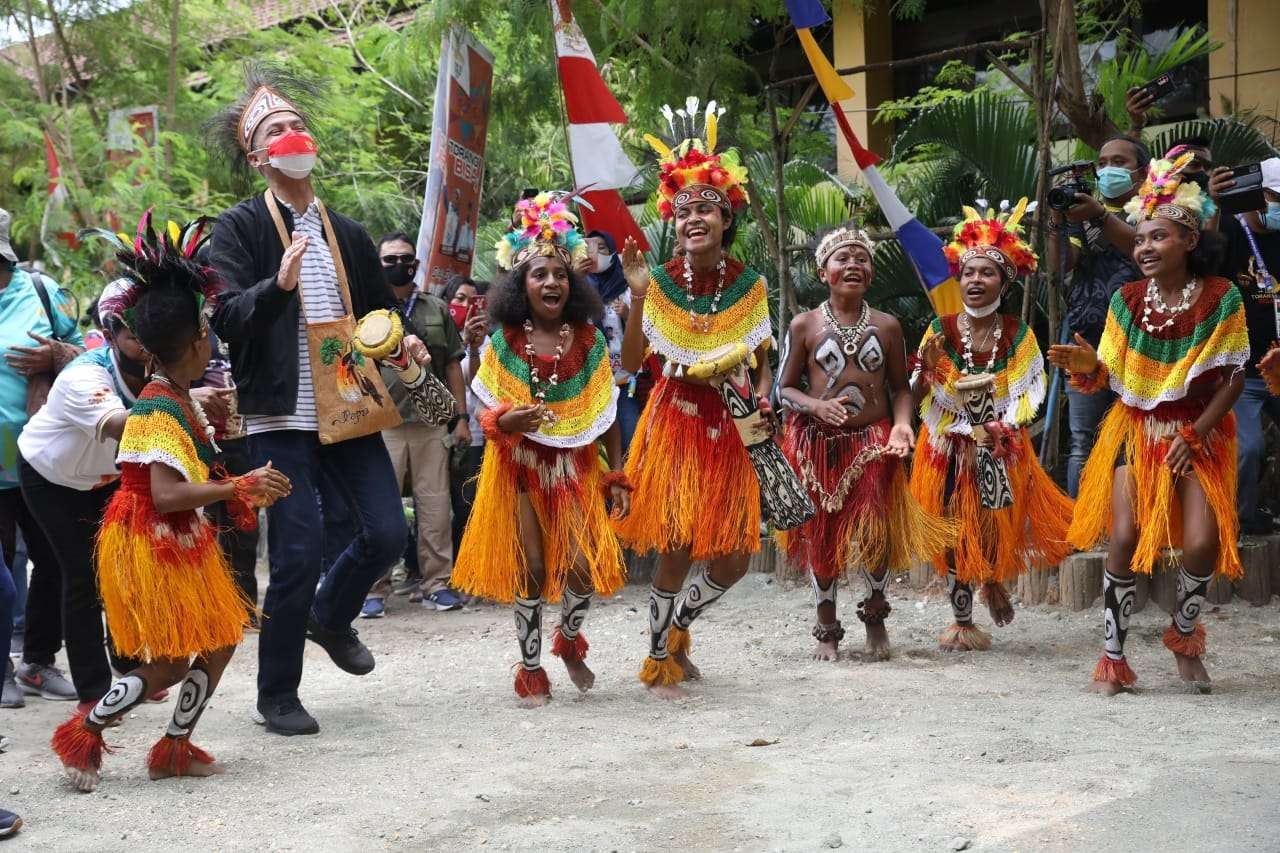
left=255, top=131, right=318, bottom=179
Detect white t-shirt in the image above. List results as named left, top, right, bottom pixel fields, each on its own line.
left=18, top=347, right=137, bottom=491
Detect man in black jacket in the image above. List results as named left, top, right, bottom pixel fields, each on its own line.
left=208, top=63, right=417, bottom=736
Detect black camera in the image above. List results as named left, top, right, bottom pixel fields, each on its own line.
left=1217, top=163, right=1266, bottom=216
left=1047, top=161, right=1094, bottom=211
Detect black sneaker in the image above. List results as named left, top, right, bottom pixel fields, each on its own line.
left=305, top=615, right=375, bottom=675
left=253, top=698, right=320, bottom=736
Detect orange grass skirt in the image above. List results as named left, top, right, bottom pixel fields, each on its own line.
left=909, top=425, right=1074, bottom=585
left=1068, top=404, right=1241, bottom=579
left=614, top=377, right=760, bottom=560
left=96, top=476, right=249, bottom=661
left=452, top=439, right=626, bottom=603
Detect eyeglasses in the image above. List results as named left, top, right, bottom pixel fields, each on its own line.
left=381, top=254, right=415, bottom=265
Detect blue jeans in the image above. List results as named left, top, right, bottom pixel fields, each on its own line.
left=1065, top=384, right=1116, bottom=498
left=0, top=547, right=12, bottom=658
left=1234, top=377, right=1280, bottom=525
left=617, top=390, right=642, bottom=457
left=249, top=430, right=406, bottom=704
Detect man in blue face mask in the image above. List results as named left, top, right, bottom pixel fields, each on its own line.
left=1208, top=157, right=1280, bottom=534
left=1046, top=135, right=1150, bottom=497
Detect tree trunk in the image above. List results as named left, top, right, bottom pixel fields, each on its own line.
left=1048, top=0, right=1121, bottom=150
left=46, top=0, right=104, bottom=133
left=164, top=0, right=182, bottom=177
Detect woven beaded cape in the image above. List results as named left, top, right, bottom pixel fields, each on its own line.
left=916, top=313, right=1046, bottom=438
left=116, top=381, right=215, bottom=483
left=641, top=257, right=771, bottom=366
left=1097, top=276, right=1249, bottom=411
left=472, top=323, right=618, bottom=449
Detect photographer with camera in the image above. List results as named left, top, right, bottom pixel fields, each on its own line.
left=1208, top=157, right=1280, bottom=534
left=1046, top=136, right=1151, bottom=496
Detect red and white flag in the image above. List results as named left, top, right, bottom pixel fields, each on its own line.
left=549, top=0, right=648, bottom=250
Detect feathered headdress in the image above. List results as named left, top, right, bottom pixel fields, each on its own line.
left=815, top=225, right=875, bottom=268
left=644, top=97, right=749, bottom=221
left=494, top=192, right=588, bottom=272
left=1123, top=152, right=1217, bottom=232
left=206, top=61, right=322, bottom=175
left=943, top=198, right=1038, bottom=281
left=80, top=210, right=219, bottom=334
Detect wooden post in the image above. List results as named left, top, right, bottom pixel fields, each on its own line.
left=1234, top=536, right=1275, bottom=606
left=909, top=561, right=934, bottom=590
left=1058, top=551, right=1104, bottom=611
left=1017, top=567, right=1054, bottom=606
left=1149, top=555, right=1178, bottom=614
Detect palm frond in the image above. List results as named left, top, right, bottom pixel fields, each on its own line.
left=1146, top=118, right=1279, bottom=165
left=891, top=92, right=1039, bottom=203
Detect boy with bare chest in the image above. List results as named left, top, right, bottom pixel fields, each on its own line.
left=777, top=226, right=955, bottom=661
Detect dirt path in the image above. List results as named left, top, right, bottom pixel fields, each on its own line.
left=3, top=573, right=1279, bottom=851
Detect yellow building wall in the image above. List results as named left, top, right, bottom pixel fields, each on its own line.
left=1208, top=0, right=1280, bottom=133
left=833, top=1, right=894, bottom=179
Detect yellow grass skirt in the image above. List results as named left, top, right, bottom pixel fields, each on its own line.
left=1068, top=403, right=1241, bottom=578
left=910, top=425, right=1074, bottom=584
left=452, top=439, right=626, bottom=603
left=614, top=377, right=760, bottom=560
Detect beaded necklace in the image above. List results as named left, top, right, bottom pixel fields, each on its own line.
left=681, top=253, right=727, bottom=332
left=820, top=299, right=870, bottom=356
left=1140, top=276, right=1197, bottom=333
left=523, top=320, right=571, bottom=425
left=958, top=313, right=1002, bottom=373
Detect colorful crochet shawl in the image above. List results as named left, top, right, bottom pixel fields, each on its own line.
left=642, top=257, right=772, bottom=366
left=1098, top=276, right=1249, bottom=411
left=116, top=381, right=214, bottom=483
left=472, top=323, right=618, bottom=449
left=916, top=314, right=1046, bottom=437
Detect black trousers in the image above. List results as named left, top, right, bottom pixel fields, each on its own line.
left=449, top=444, right=484, bottom=556
left=17, top=458, right=136, bottom=701
left=0, top=483, right=62, bottom=671
left=204, top=437, right=262, bottom=607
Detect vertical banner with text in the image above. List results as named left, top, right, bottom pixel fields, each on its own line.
left=415, top=26, right=494, bottom=293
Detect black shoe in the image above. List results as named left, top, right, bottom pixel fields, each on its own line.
left=254, top=698, right=320, bottom=736
left=306, top=615, right=375, bottom=675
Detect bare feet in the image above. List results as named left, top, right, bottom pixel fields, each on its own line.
left=148, top=758, right=226, bottom=780
left=1084, top=679, right=1127, bottom=697
left=673, top=651, right=701, bottom=681
left=864, top=622, right=891, bottom=662
left=62, top=765, right=100, bottom=793
left=810, top=640, right=839, bottom=661
left=1173, top=653, right=1212, bottom=694
left=982, top=582, right=1015, bottom=627
left=561, top=657, right=596, bottom=693
left=647, top=683, right=688, bottom=700
left=517, top=693, right=550, bottom=709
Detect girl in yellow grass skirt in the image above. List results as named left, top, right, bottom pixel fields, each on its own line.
left=614, top=100, right=777, bottom=697
left=451, top=194, right=628, bottom=707
left=52, top=214, right=290, bottom=792
left=911, top=200, right=1074, bottom=652
left=1049, top=153, right=1248, bottom=695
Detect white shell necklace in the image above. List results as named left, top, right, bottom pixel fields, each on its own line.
left=1141, top=276, right=1197, bottom=333
left=959, top=313, right=1002, bottom=373
left=682, top=253, right=727, bottom=332
left=820, top=299, right=870, bottom=355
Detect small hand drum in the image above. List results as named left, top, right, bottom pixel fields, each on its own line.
left=954, top=372, right=1013, bottom=510
left=353, top=309, right=456, bottom=425
left=693, top=343, right=815, bottom=531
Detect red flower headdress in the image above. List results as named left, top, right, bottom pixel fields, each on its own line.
left=943, top=198, right=1038, bottom=281
left=644, top=97, right=750, bottom=221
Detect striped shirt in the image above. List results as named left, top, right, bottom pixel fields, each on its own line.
left=245, top=200, right=348, bottom=435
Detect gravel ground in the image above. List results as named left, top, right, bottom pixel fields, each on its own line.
left=2, top=570, right=1279, bottom=852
